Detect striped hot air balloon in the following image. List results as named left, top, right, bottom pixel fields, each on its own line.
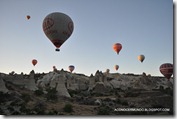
left=159, top=63, right=173, bottom=80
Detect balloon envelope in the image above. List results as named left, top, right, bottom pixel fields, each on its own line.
left=138, top=55, right=145, bottom=62
left=113, top=43, right=122, bottom=54
left=106, top=69, right=110, bottom=72
left=32, top=59, right=37, bottom=66
left=53, top=66, right=57, bottom=71
left=69, top=65, right=75, bottom=72
left=26, top=15, right=30, bottom=20
left=42, top=12, right=74, bottom=51
left=114, top=65, right=119, bottom=71
left=159, top=63, right=173, bottom=80
left=53, top=66, right=57, bottom=70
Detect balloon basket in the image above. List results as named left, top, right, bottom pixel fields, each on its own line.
left=55, top=49, right=60, bottom=52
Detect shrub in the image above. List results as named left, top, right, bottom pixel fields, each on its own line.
left=11, top=111, right=20, bottom=115
left=48, top=109, right=58, bottom=115
left=34, top=88, right=44, bottom=96
left=0, top=108, right=4, bottom=115
left=21, top=93, right=31, bottom=103
left=159, top=85, right=164, bottom=90
left=121, top=100, right=129, bottom=106
left=125, top=91, right=139, bottom=97
left=46, top=87, right=58, bottom=101
left=164, top=87, right=173, bottom=96
left=97, top=106, right=111, bottom=115
left=7, top=106, right=14, bottom=112
left=34, top=101, right=47, bottom=115
left=115, top=98, right=121, bottom=104
left=159, top=86, right=173, bottom=96
left=20, top=104, right=31, bottom=114
left=0, top=92, right=11, bottom=103
left=63, top=103, right=73, bottom=113
left=34, top=108, right=46, bottom=115
left=104, top=98, right=112, bottom=102
left=68, top=90, right=79, bottom=97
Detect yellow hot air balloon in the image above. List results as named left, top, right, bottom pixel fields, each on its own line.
left=138, top=55, right=145, bottom=63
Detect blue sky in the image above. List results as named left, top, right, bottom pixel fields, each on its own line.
left=0, top=0, right=173, bottom=76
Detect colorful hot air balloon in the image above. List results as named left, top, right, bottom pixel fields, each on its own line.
left=42, top=12, right=74, bottom=51
left=69, top=65, right=75, bottom=73
left=26, top=15, right=30, bottom=20
left=113, top=43, right=122, bottom=54
left=32, top=59, right=37, bottom=66
left=138, top=55, right=145, bottom=63
left=160, top=63, right=173, bottom=80
left=114, top=65, right=119, bottom=71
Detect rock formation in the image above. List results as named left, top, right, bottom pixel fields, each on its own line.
left=0, top=70, right=173, bottom=97
left=24, top=70, right=38, bottom=91
left=0, top=74, right=8, bottom=93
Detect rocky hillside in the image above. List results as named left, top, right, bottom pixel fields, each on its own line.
left=0, top=70, right=173, bottom=115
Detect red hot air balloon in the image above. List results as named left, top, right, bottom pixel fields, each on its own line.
left=26, top=15, right=30, bottom=20
left=68, top=65, right=75, bottom=73
left=113, top=43, right=122, bottom=54
left=32, top=59, right=37, bottom=66
left=159, top=63, right=173, bottom=80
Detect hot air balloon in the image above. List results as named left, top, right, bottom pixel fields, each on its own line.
left=32, top=59, right=37, bottom=66
left=26, top=15, right=30, bottom=20
left=53, top=66, right=57, bottom=72
left=114, top=65, right=119, bottom=71
left=69, top=65, right=75, bottom=73
left=106, top=69, right=110, bottom=74
left=160, top=63, right=173, bottom=80
left=113, top=43, right=122, bottom=54
left=42, top=12, right=74, bottom=51
left=138, top=55, right=145, bottom=63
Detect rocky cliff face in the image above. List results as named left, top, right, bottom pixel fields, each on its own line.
left=0, top=74, right=8, bottom=93
left=0, top=70, right=173, bottom=115
left=0, top=70, right=173, bottom=97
